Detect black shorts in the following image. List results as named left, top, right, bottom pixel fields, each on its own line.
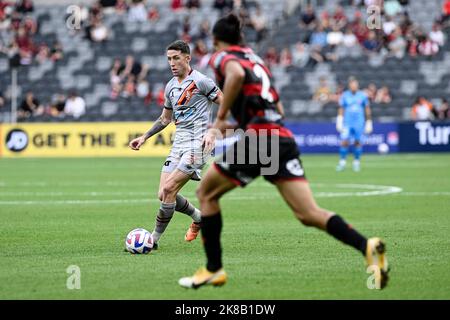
left=214, top=134, right=307, bottom=187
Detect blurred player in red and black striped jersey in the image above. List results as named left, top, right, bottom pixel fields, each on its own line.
left=209, top=43, right=287, bottom=132
left=179, top=14, right=389, bottom=290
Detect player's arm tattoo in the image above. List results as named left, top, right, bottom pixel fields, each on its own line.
left=143, top=116, right=170, bottom=140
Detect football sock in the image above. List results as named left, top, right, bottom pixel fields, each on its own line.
left=201, top=212, right=223, bottom=272
left=354, top=145, right=362, bottom=160
left=175, top=194, right=201, bottom=223
left=152, top=202, right=176, bottom=243
left=326, top=215, right=367, bottom=256
left=339, top=146, right=348, bottom=160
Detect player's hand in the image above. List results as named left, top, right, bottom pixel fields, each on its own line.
left=129, top=136, right=146, bottom=151
left=365, top=120, right=373, bottom=134
left=336, top=115, right=344, bottom=133
left=211, top=118, right=229, bottom=135
left=202, top=130, right=216, bottom=154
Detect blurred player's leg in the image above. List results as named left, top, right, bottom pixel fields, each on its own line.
left=353, top=141, right=362, bottom=172
left=352, top=128, right=363, bottom=172
left=274, top=179, right=389, bottom=288
left=179, top=165, right=237, bottom=288
left=337, top=140, right=349, bottom=171
left=152, top=170, right=191, bottom=244
left=337, top=127, right=350, bottom=171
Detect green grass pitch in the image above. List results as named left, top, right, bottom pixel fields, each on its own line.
left=0, top=154, right=449, bottom=299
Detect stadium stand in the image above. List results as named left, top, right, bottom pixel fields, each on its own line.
left=0, top=0, right=449, bottom=123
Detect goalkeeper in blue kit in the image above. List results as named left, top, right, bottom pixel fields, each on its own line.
left=336, top=77, right=373, bottom=172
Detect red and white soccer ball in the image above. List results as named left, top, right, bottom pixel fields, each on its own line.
left=125, top=228, right=154, bottom=254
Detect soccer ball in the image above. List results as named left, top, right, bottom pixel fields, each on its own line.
left=125, top=228, right=154, bottom=254
left=377, top=143, right=390, bottom=154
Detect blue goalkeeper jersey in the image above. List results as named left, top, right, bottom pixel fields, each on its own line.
left=339, top=90, right=369, bottom=127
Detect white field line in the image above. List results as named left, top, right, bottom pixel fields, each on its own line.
left=0, top=183, right=408, bottom=205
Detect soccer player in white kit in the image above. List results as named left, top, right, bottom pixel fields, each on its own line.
left=129, top=40, right=222, bottom=248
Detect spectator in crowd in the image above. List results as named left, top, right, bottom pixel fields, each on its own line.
left=128, top=0, right=147, bottom=22
left=15, top=27, right=33, bottom=65
left=15, top=0, right=33, bottom=14
left=407, top=33, right=419, bottom=57
left=292, top=42, right=310, bottom=68
left=100, top=0, right=117, bottom=12
left=251, top=4, right=267, bottom=43
left=429, top=23, right=445, bottom=47
left=18, top=91, right=43, bottom=118
left=441, top=0, right=450, bottom=26
left=110, top=58, right=123, bottom=99
left=418, top=36, right=439, bottom=57
left=89, top=18, right=109, bottom=42
left=388, top=27, right=407, bottom=59
left=341, top=26, right=358, bottom=48
left=50, top=94, right=66, bottom=117
left=365, top=83, right=377, bottom=101
left=382, top=16, right=397, bottom=37
left=375, top=86, right=392, bottom=104
left=115, top=0, right=128, bottom=15
left=330, top=5, right=347, bottom=31
left=186, top=0, right=201, bottom=10
left=350, top=11, right=368, bottom=44
left=313, top=77, right=333, bottom=103
left=411, top=96, right=435, bottom=121
left=362, top=31, right=380, bottom=53
left=64, top=91, right=86, bottom=119
left=122, top=75, right=136, bottom=98
left=35, top=42, right=49, bottom=64
left=0, top=90, right=5, bottom=110
left=193, top=39, right=208, bottom=60
left=23, top=15, right=37, bottom=35
left=436, top=98, right=450, bottom=120
left=136, top=79, right=152, bottom=105
left=50, top=41, right=63, bottom=61
left=327, top=25, right=344, bottom=47
left=384, top=0, right=402, bottom=17
left=300, top=4, right=317, bottom=30
left=238, top=6, right=252, bottom=29
left=310, top=24, right=328, bottom=49
left=279, top=47, right=293, bottom=67
left=124, top=55, right=149, bottom=81
left=157, top=87, right=165, bottom=107
left=171, top=0, right=183, bottom=11
left=331, top=83, right=345, bottom=103
left=195, top=20, right=210, bottom=42
left=179, top=16, right=192, bottom=43
left=264, top=46, right=279, bottom=68
left=148, top=5, right=160, bottom=21
left=213, top=0, right=233, bottom=13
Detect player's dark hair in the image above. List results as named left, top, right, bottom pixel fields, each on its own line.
left=167, top=40, right=190, bottom=55
left=212, top=14, right=242, bottom=45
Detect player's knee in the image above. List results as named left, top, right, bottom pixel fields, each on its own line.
left=196, top=186, right=211, bottom=202
left=157, top=191, right=163, bottom=201
left=341, top=141, right=349, bottom=147
left=196, top=185, right=217, bottom=204
left=294, top=207, right=324, bottom=227
left=295, top=213, right=315, bottom=227
left=161, top=182, right=177, bottom=199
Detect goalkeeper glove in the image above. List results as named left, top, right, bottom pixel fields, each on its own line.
left=365, top=119, right=373, bottom=134
left=336, top=115, right=344, bottom=132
